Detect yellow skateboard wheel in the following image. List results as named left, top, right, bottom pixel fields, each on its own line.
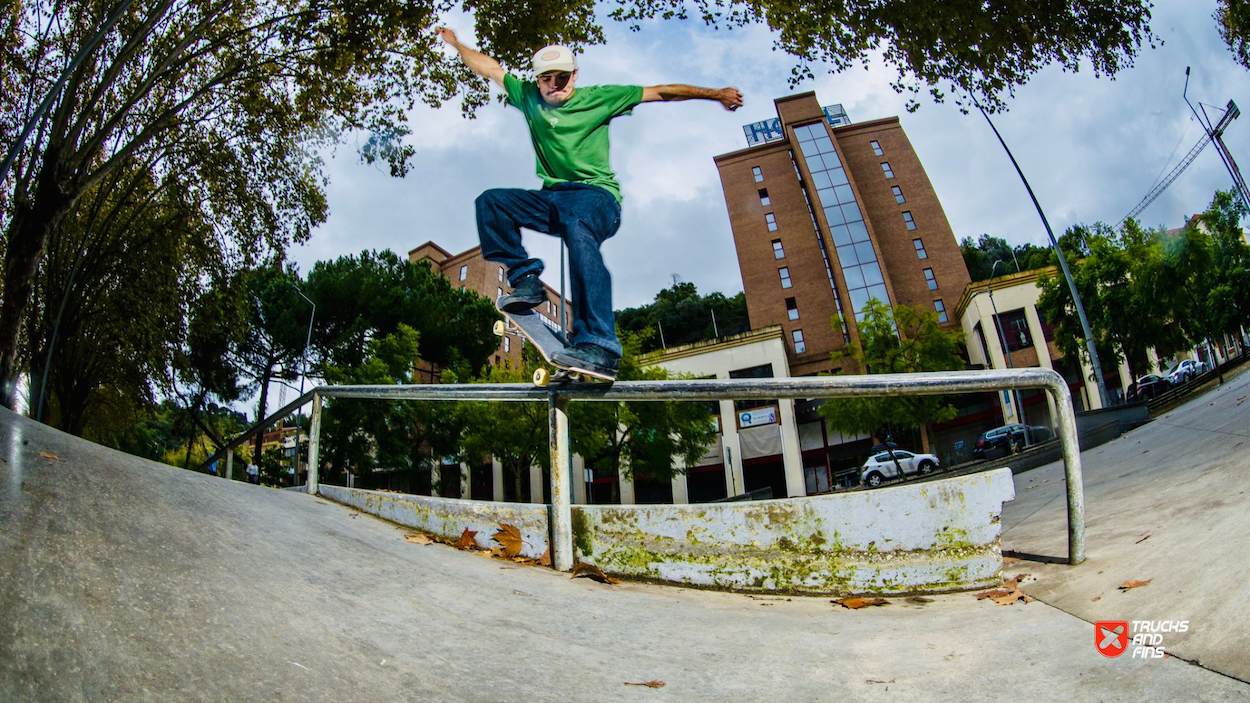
left=533, top=368, right=550, bottom=387
left=493, top=320, right=506, bottom=336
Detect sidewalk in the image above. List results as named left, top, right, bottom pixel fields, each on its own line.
left=0, top=400, right=1247, bottom=701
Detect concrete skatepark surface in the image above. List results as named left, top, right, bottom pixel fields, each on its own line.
left=3, top=372, right=1250, bottom=701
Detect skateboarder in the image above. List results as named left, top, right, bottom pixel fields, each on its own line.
left=437, top=28, right=743, bottom=380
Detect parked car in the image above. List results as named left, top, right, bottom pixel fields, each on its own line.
left=861, top=449, right=940, bottom=488
left=972, top=423, right=1055, bottom=460
left=1127, top=373, right=1170, bottom=401
left=1168, top=359, right=1207, bottom=384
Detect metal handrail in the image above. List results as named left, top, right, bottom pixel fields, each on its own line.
left=209, top=367, right=1086, bottom=571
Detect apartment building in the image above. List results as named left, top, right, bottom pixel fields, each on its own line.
left=715, top=93, right=971, bottom=376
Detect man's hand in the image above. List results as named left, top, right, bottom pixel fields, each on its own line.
left=436, top=27, right=505, bottom=87
left=717, top=87, right=743, bottom=112
left=436, top=27, right=459, bottom=48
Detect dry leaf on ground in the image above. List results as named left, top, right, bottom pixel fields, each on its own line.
left=39, top=452, right=63, bottom=461
left=405, top=533, right=434, bottom=545
left=474, top=550, right=493, bottom=559
left=492, top=524, right=524, bottom=557
left=537, top=548, right=551, bottom=566
left=1002, top=556, right=1021, bottom=565
left=453, top=528, right=479, bottom=550
left=623, top=680, right=666, bottom=688
left=832, top=597, right=888, bottom=609
left=866, top=679, right=896, bottom=685
left=1119, top=579, right=1152, bottom=590
left=571, top=562, right=621, bottom=584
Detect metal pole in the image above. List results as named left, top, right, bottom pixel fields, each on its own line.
left=548, top=393, right=573, bottom=571
left=225, top=450, right=233, bottom=481
left=1050, top=378, right=1086, bottom=564
left=306, top=393, right=322, bottom=496
left=986, top=260, right=1032, bottom=446
left=1185, top=67, right=1250, bottom=212
left=977, top=104, right=1110, bottom=408
left=294, top=289, right=315, bottom=486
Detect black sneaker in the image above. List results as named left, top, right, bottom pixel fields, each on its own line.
left=497, top=273, right=545, bottom=313
left=551, top=343, right=620, bottom=381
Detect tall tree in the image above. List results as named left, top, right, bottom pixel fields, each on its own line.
left=616, top=281, right=749, bottom=353
left=1200, top=190, right=1250, bottom=343
left=1217, top=0, right=1250, bottom=68
left=819, top=300, right=965, bottom=453
left=1, top=0, right=1161, bottom=405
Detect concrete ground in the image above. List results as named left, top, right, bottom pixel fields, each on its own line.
left=2, top=374, right=1249, bottom=701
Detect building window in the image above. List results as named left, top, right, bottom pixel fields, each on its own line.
left=504, top=336, right=510, bottom=353
left=902, top=211, right=916, bottom=230
left=870, top=140, right=883, bottom=156
left=765, top=213, right=778, bottom=231
left=924, top=268, right=938, bottom=290
left=785, top=297, right=799, bottom=321
left=759, top=188, right=770, bottom=206
left=934, top=299, right=948, bottom=323
left=913, top=238, right=928, bottom=259
left=995, top=309, right=1033, bottom=351
left=881, top=162, right=894, bottom=179
left=892, top=185, right=905, bottom=204
left=792, top=329, right=806, bottom=354
left=498, top=267, right=504, bottom=282
left=772, top=238, right=785, bottom=259
left=779, top=267, right=792, bottom=289
left=459, top=265, right=468, bottom=281
left=497, top=287, right=503, bottom=299
left=752, top=166, right=764, bottom=182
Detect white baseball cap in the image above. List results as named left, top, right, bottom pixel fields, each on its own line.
left=532, top=45, right=576, bottom=74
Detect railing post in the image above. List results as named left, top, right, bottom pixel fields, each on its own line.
left=1046, top=378, right=1086, bottom=564
left=307, top=393, right=322, bottom=497
left=548, top=392, right=573, bottom=571
left=225, top=450, right=233, bottom=481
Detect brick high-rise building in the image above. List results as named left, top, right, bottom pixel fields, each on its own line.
left=715, top=93, right=970, bottom=377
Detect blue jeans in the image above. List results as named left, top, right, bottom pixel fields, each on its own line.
left=476, top=183, right=622, bottom=357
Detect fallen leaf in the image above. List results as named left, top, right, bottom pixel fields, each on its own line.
left=1003, top=556, right=1021, bottom=565
left=474, top=550, right=493, bottom=559
left=992, top=590, right=1026, bottom=606
left=453, top=528, right=478, bottom=550
left=405, top=533, right=434, bottom=545
left=571, top=562, right=621, bottom=584
left=975, top=589, right=1012, bottom=600
left=866, top=679, right=896, bottom=685
left=623, top=680, right=666, bottom=688
left=39, top=452, right=63, bottom=461
left=1119, top=579, right=1153, bottom=591
left=832, top=597, right=888, bottom=609
left=537, top=548, right=551, bottom=566
left=1091, top=595, right=1102, bottom=602
left=1013, top=573, right=1031, bottom=582
left=490, top=547, right=506, bottom=558
left=493, top=524, right=524, bottom=558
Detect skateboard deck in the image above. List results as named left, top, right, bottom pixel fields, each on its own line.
left=493, top=309, right=613, bottom=386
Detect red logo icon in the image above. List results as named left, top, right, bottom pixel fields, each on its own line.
left=1096, top=621, right=1130, bottom=657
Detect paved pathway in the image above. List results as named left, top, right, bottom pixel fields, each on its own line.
left=1, top=386, right=1248, bottom=701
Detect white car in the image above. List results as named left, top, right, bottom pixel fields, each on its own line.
left=861, top=450, right=940, bottom=488
left=1168, top=358, right=1207, bottom=384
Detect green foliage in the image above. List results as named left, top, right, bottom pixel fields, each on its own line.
left=458, top=346, right=550, bottom=501
left=959, top=234, right=1054, bottom=282
left=1034, top=193, right=1250, bottom=379
left=1217, top=0, right=1250, bottom=69
left=819, top=300, right=965, bottom=452
left=616, top=280, right=748, bottom=354
left=569, top=331, right=717, bottom=484
left=258, top=446, right=292, bottom=488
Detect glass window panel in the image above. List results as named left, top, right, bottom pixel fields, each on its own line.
left=794, top=124, right=814, bottom=141
left=829, top=223, right=851, bottom=247
left=836, top=244, right=859, bottom=265
left=816, top=187, right=835, bottom=205
left=840, top=202, right=862, bottom=223
left=842, top=265, right=865, bottom=289
left=824, top=206, right=846, bottom=227
left=855, top=241, right=877, bottom=264
left=849, top=288, right=871, bottom=314
left=805, top=154, right=824, bottom=172
left=811, top=171, right=832, bottom=189
left=834, top=184, right=855, bottom=204
left=814, top=136, right=835, bottom=154
left=867, top=283, right=889, bottom=303
left=847, top=220, right=870, bottom=243
left=862, top=261, right=884, bottom=286
left=828, top=168, right=848, bottom=186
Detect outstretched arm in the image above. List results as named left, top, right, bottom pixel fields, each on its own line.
left=437, top=27, right=505, bottom=88
left=641, top=85, right=743, bottom=111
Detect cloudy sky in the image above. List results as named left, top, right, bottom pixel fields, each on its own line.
left=289, top=0, right=1250, bottom=312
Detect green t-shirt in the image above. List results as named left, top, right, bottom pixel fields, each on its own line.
left=504, top=73, right=644, bottom=203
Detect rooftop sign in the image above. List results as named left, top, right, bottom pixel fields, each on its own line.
left=742, top=104, right=852, bottom=146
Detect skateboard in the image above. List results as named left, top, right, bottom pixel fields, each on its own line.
left=493, top=308, right=613, bottom=387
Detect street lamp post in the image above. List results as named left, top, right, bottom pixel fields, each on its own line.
left=986, top=260, right=1032, bottom=447
left=977, top=104, right=1111, bottom=409
left=293, top=289, right=315, bottom=486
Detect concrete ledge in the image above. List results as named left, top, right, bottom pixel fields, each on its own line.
left=318, top=485, right=549, bottom=558
left=572, top=469, right=1016, bottom=596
